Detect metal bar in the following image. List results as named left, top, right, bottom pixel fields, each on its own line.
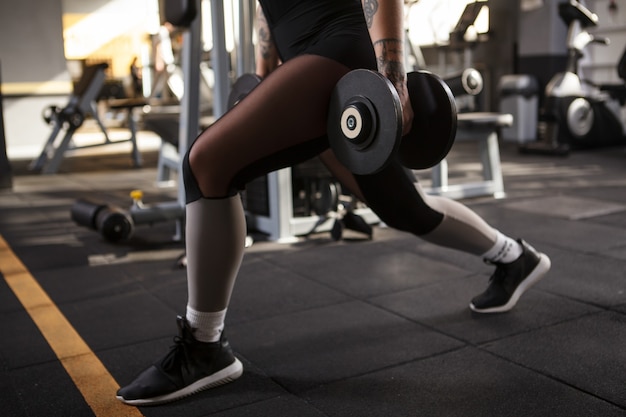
left=174, top=0, right=203, bottom=239
left=211, top=0, right=231, bottom=118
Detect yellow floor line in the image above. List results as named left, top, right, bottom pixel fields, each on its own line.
left=0, top=235, right=143, bottom=417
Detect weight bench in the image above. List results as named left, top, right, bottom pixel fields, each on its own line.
left=429, top=112, right=512, bottom=200
left=30, top=63, right=142, bottom=174
left=141, top=111, right=182, bottom=185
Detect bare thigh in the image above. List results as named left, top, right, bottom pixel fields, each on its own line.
left=188, top=54, right=351, bottom=198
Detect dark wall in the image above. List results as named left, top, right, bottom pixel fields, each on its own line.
left=473, top=0, right=521, bottom=110
left=517, top=0, right=569, bottom=95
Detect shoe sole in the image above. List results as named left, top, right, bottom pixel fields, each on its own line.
left=117, top=358, right=243, bottom=406
left=470, top=253, right=551, bottom=314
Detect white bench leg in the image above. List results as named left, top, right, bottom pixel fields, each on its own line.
left=480, top=130, right=505, bottom=198
left=156, top=141, right=180, bottom=185
left=431, top=158, right=448, bottom=190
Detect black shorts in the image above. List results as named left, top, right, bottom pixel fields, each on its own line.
left=259, top=0, right=377, bottom=71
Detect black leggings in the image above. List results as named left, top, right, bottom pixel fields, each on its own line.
left=182, top=0, right=497, bottom=317
left=183, top=1, right=444, bottom=236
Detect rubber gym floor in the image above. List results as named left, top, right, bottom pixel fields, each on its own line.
left=1, top=139, right=625, bottom=417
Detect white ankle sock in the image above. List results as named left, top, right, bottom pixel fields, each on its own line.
left=481, top=231, right=523, bottom=264
left=186, top=306, right=226, bottom=343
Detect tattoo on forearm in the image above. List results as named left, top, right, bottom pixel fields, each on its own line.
left=381, top=61, right=406, bottom=94
left=373, top=38, right=404, bottom=59
left=362, top=0, right=378, bottom=28
left=373, top=38, right=405, bottom=87
left=259, top=27, right=275, bottom=60
left=257, top=9, right=276, bottom=61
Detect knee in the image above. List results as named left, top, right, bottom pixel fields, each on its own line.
left=386, top=214, right=443, bottom=236
left=183, top=138, right=240, bottom=200
left=365, top=196, right=444, bottom=236
left=182, top=147, right=204, bottom=204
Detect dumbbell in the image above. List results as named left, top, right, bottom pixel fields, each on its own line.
left=228, top=69, right=457, bottom=175
left=443, top=68, right=483, bottom=97
left=328, top=69, right=457, bottom=175
left=71, top=199, right=134, bottom=242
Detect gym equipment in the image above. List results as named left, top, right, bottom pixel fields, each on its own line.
left=71, top=192, right=184, bottom=242
left=498, top=74, right=540, bottom=144
left=598, top=46, right=626, bottom=105
left=291, top=161, right=373, bottom=241
left=71, top=199, right=134, bottom=243
left=30, top=63, right=142, bottom=174
left=429, top=112, right=511, bottom=200
left=429, top=69, right=511, bottom=200
left=438, top=68, right=485, bottom=116
left=443, top=68, right=484, bottom=98
left=522, top=0, right=625, bottom=155
left=70, top=0, right=204, bottom=243
left=328, top=69, right=457, bottom=175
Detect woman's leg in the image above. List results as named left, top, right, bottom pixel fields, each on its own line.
left=319, top=149, right=496, bottom=253
left=182, top=54, right=350, bottom=337
left=319, top=149, right=550, bottom=312
left=188, top=55, right=350, bottom=198
left=117, top=55, right=351, bottom=406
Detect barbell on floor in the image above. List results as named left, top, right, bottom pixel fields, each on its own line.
left=229, top=69, right=457, bottom=175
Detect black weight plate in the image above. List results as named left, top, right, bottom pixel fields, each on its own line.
left=399, top=71, right=457, bottom=170
left=227, top=73, right=262, bottom=110
left=328, top=69, right=402, bottom=176
left=95, top=207, right=134, bottom=243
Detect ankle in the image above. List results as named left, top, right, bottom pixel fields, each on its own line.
left=185, top=306, right=226, bottom=343
left=482, top=233, right=523, bottom=264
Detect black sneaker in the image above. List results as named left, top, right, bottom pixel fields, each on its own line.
left=470, top=240, right=550, bottom=313
left=116, top=316, right=243, bottom=406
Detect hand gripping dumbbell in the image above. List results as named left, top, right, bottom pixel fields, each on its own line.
left=228, top=69, right=457, bottom=175
left=327, top=69, right=457, bottom=175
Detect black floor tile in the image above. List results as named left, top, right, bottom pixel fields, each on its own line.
left=0, top=273, right=25, bottom=314
left=370, top=276, right=601, bottom=344
left=0, top=309, right=58, bottom=369
left=60, top=291, right=179, bottom=352
left=227, top=256, right=351, bottom=324
left=531, top=244, right=626, bottom=308
left=29, top=263, right=140, bottom=305
left=4, top=361, right=91, bottom=417
left=266, top=240, right=472, bottom=299
left=227, top=300, right=464, bottom=393
left=305, top=347, right=626, bottom=417
left=485, top=311, right=626, bottom=408
left=209, top=395, right=328, bottom=417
